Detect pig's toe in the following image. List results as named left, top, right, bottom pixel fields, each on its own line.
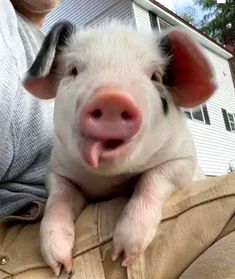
left=112, top=236, right=144, bottom=267
left=121, top=251, right=143, bottom=267
left=112, top=231, right=126, bottom=262
left=111, top=249, right=122, bottom=262
left=51, top=262, right=62, bottom=277
left=63, top=256, right=73, bottom=274
left=112, top=213, right=158, bottom=266
left=112, top=218, right=147, bottom=263
left=40, top=226, right=74, bottom=275
left=45, top=249, right=73, bottom=276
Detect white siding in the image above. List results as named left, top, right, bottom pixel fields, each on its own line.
left=41, top=0, right=133, bottom=34
left=85, top=1, right=133, bottom=27
left=187, top=48, right=235, bottom=176
left=132, top=3, right=152, bottom=32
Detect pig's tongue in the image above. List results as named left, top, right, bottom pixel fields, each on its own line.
left=81, top=138, right=103, bottom=168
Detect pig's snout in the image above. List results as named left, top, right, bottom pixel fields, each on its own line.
left=80, top=91, right=142, bottom=140
left=79, top=89, right=142, bottom=167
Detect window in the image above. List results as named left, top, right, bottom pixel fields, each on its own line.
left=222, top=108, right=235, bottom=132
left=184, top=105, right=211, bottom=125
left=158, top=18, right=171, bottom=31
left=149, top=11, right=159, bottom=30
left=149, top=12, right=172, bottom=32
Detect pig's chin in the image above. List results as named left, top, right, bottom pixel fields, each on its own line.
left=79, top=136, right=132, bottom=168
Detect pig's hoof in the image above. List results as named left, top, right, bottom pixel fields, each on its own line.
left=112, top=245, right=144, bottom=267
left=121, top=252, right=143, bottom=267
left=40, top=225, right=74, bottom=276
left=111, top=216, right=157, bottom=266
left=112, top=248, right=143, bottom=267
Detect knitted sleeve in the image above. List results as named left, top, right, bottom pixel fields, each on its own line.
left=0, top=1, right=53, bottom=216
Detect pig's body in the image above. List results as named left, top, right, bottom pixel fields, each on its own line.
left=24, top=21, right=215, bottom=276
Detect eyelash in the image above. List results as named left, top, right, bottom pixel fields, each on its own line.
left=151, top=72, right=162, bottom=83
left=68, top=67, right=78, bottom=77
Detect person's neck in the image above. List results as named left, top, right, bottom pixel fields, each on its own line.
left=17, top=8, right=47, bottom=29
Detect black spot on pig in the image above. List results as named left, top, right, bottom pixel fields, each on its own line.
left=161, top=97, right=168, bottom=114
left=159, top=35, right=174, bottom=88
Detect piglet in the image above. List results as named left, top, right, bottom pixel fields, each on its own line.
left=24, top=21, right=216, bottom=276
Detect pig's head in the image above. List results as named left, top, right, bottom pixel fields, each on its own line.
left=24, top=21, right=216, bottom=176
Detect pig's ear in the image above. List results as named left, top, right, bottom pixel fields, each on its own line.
left=159, top=29, right=217, bottom=108
left=23, top=21, right=75, bottom=99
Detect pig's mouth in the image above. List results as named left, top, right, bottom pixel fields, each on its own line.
left=79, top=136, right=131, bottom=168
left=103, top=139, right=124, bottom=149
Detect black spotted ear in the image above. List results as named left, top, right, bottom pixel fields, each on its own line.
left=159, top=29, right=217, bottom=108
left=23, top=21, right=75, bottom=99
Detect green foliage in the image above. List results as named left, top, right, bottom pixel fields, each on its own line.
left=180, top=12, right=195, bottom=24
left=194, top=0, right=235, bottom=43
left=178, top=6, right=198, bottom=27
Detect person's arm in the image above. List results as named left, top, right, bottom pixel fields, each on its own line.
left=0, top=51, right=20, bottom=179
left=0, top=1, right=23, bottom=176
left=0, top=1, right=43, bottom=217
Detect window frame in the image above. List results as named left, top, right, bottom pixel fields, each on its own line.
left=184, top=105, right=211, bottom=125
left=222, top=108, right=235, bottom=132
left=149, top=12, right=172, bottom=32
left=228, top=112, right=235, bottom=131
left=157, top=18, right=172, bottom=32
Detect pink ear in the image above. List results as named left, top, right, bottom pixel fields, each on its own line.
left=166, top=30, right=216, bottom=108
left=23, top=75, right=57, bottom=99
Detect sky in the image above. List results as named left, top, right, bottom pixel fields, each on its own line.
left=157, top=0, right=206, bottom=23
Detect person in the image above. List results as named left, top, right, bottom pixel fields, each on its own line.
left=0, top=1, right=235, bottom=278
left=0, top=0, right=60, bottom=217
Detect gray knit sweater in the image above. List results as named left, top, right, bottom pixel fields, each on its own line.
left=0, top=1, right=54, bottom=216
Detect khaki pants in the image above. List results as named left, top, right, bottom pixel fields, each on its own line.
left=0, top=174, right=235, bottom=279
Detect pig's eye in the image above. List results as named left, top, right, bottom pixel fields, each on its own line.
left=151, top=72, right=162, bottom=83
left=68, top=67, right=78, bottom=77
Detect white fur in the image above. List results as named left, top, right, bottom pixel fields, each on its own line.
left=40, top=22, right=204, bottom=275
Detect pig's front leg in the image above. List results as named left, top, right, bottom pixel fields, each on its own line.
left=40, top=172, right=86, bottom=276
left=112, top=158, right=194, bottom=266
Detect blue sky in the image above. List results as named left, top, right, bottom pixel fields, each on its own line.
left=157, top=0, right=206, bottom=23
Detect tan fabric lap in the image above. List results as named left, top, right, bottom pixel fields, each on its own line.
left=179, top=231, right=235, bottom=279
left=0, top=173, right=234, bottom=278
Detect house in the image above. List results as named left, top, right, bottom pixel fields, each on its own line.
left=41, top=0, right=235, bottom=176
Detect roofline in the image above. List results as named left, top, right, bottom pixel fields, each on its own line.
left=151, top=0, right=233, bottom=54
left=133, top=0, right=233, bottom=59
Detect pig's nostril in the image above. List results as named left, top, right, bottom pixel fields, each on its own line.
left=121, top=111, right=132, bottom=120
left=91, top=109, right=102, bottom=119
